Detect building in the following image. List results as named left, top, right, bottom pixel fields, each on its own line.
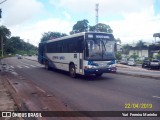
left=125, top=42, right=160, bottom=59
left=128, top=42, right=151, bottom=58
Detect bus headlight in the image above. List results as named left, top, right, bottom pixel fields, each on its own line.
left=109, top=64, right=116, bottom=68
left=84, top=65, right=97, bottom=69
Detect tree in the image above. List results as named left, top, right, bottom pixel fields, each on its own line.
left=122, top=44, right=130, bottom=55
left=136, top=40, right=145, bottom=57
left=155, top=53, right=160, bottom=60
left=130, top=53, right=139, bottom=60
left=41, top=32, right=67, bottom=42
left=4, top=36, right=37, bottom=55
left=5, top=37, right=23, bottom=53
left=116, top=52, right=122, bottom=60
left=70, top=19, right=89, bottom=34
left=0, top=25, right=11, bottom=56
left=89, top=23, right=113, bottom=33
left=0, top=25, right=11, bottom=38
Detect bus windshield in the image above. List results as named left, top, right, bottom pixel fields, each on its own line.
left=85, top=39, right=115, bottom=60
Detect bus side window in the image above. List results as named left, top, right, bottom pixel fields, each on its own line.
left=63, top=40, right=69, bottom=53
left=57, top=41, right=63, bottom=53
left=85, top=41, right=89, bottom=57
left=77, top=37, right=84, bottom=53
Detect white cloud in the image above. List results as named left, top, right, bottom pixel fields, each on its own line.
left=1, top=0, right=160, bottom=47
left=107, top=6, right=160, bottom=44
left=63, top=11, right=71, bottom=20
left=1, top=0, right=44, bottom=26
left=49, top=0, right=153, bottom=18
left=9, top=18, right=72, bottom=46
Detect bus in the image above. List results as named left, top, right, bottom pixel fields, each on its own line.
left=38, top=32, right=116, bottom=77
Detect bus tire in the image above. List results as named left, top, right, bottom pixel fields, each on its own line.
left=45, top=61, right=50, bottom=70
left=69, top=64, right=76, bottom=78
left=95, top=73, right=103, bottom=77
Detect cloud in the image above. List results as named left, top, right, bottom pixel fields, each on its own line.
left=49, top=0, right=153, bottom=18
left=1, top=0, right=160, bottom=47
left=63, top=11, right=71, bottom=20
left=9, top=18, right=72, bottom=46
left=1, top=0, right=44, bottom=26
left=107, top=6, right=160, bottom=44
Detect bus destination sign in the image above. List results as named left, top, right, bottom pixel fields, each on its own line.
left=87, top=34, right=110, bottom=39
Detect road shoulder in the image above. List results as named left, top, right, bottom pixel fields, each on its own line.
left=1, top=71, right=90, bottom=120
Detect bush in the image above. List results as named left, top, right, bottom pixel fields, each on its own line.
left=155, top=53, right=160, bottom=60
left=116, top=52, right=122, bottom=60
left=130, top=53, right=139, bottom=60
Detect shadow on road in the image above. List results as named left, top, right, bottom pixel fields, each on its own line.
left=46, top=67, right=113, bottom=81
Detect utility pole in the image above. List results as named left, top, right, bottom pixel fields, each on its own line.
left=95, top=3, right=99, bottom=25
left=1, top=33, right=3, bottom=57
left=0, top=8, right=3, bottom=57
left=0, top=0, right=7, bottom=57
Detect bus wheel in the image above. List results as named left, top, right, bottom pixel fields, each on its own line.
left=45, top=61, right=50, bottom=70
left=69, top=64, right=76, bottom=78
left=95, top=73, right=103, bottom=77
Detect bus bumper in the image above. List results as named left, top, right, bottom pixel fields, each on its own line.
left=84, top=67, right=116, bottom=75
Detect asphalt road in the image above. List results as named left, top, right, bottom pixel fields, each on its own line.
left=3, top=57, right=160, bottom=117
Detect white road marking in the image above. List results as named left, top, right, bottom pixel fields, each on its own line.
left=35, top=64, right=44, bottom=67
left=36, top=86, right=46, bottom=93
left=24, top=66, right=30, bottom=68
left=30, top=65, right=36, bottom=67
left=17, top=66, right=22, bottom=68
left=10, top=66, right=14, bottom=68
left=152, top=96, right=160, bottom=99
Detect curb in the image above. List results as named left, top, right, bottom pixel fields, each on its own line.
left=116, top=71, right=160, bottom=80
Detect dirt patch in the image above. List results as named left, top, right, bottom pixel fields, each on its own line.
left=0, top=72, right=23, bottom=120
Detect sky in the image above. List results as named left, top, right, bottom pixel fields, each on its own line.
left=0, top=0, right=160, bottom=46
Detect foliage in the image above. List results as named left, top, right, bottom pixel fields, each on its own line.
left=0, top=25, right=39, bottom=57
left=70, top=20, right=113, bottom=34
left=0, top=26, right=37, bottom=56
left=136, top=40, right=146, bottom=57
left=70, top=19, right=89, bottom=35
left=4, top=36, right=37, bottom=55
left=0, top=25, right=11, bottom=38
left=130, top=53, right=139, bottom=60
left=122, top=44, right=130, bottom=54
left=89, top=23, right=113, bottom=33
left=0, top=25, right=11, bottom=47
left=136, top=40, right=145, bottom=49
left=41, top=32, right=67, bottom=42
left=115, top=52, right=122, bottom=60
left=155, top=53, right=160, bottom=60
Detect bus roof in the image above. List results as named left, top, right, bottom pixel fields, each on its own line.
left=42, top=32, right=114, bottom=43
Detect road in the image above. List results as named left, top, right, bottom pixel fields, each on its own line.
left=2, top=57, right=160, bottom=119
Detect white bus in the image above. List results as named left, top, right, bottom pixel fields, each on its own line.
left=38, top=32, right=116, bottom=77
